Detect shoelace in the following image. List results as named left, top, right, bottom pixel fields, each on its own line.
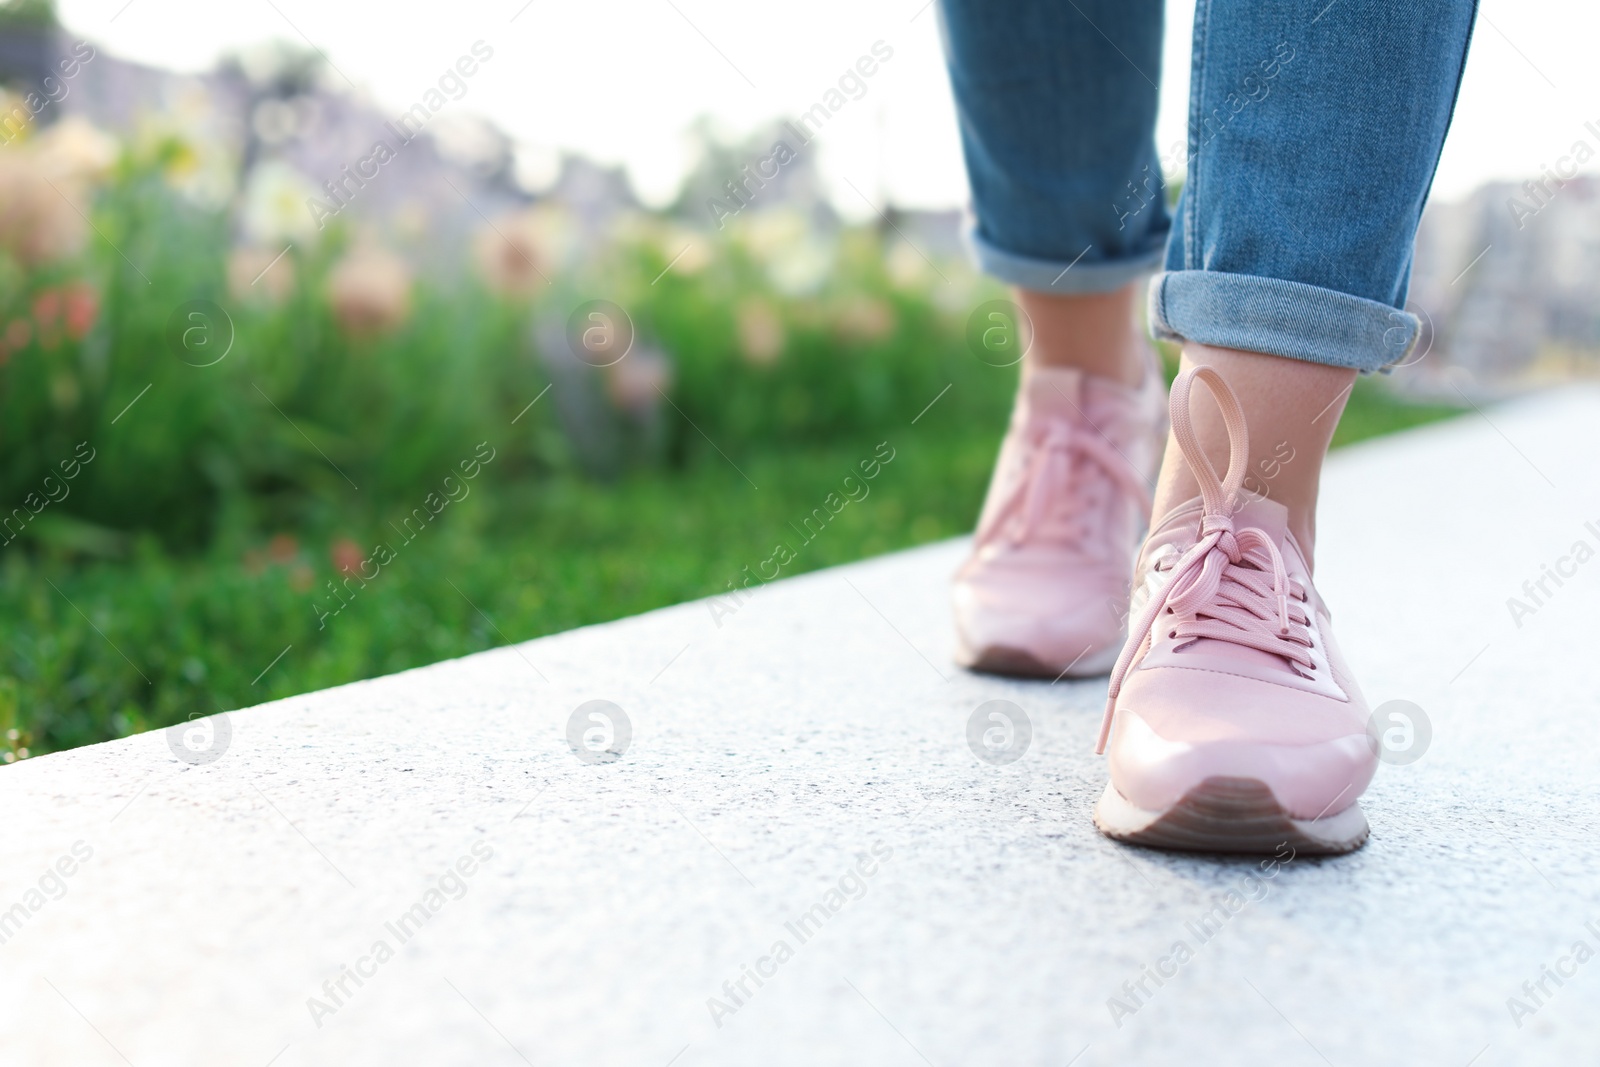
left=1095, top=365, right=1313, bottom=754
left=976, top=415, right=1152, bottom=551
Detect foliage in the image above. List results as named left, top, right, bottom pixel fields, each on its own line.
left=0, top=0, right=56, bottom=30
left=1, top=432, right=996, bottom=758
left=0, top=150, right=1012, bottom=551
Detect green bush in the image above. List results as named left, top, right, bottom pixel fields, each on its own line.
left=0, top=0, right=56, bottom=29
left=0, top=152, right=1012, bottom=553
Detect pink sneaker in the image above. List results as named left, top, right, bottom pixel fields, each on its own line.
left=1093, top=365, right=1375, bottom=856
left=953, top=355, right=1166, bottom=678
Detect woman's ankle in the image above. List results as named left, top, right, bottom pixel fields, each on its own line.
left=1015, top=282, right=1147, bottom=388
left=1149, top=344, right=1355, bottom=566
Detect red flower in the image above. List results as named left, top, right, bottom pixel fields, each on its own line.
left=32, top=289, right=60, bottom=328
left=63, top=283, right=98, bottom=340
left=330, top=538, right=364, bottom=574
left=267, top=533, right=299, bottom=564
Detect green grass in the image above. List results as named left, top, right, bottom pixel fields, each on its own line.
left=0, top=426, right=996, bottom=757
left=1, top=377, right=1461, bottom=762
left=1329, top=377, right=1463, bottom=448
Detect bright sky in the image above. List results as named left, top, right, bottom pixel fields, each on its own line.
left=52, top=0, right=1600, bottom=218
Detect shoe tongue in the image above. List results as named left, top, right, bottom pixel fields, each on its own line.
left=1021, top=365, right=1142, bottom=436
left=1179, top=494, right=1298, bottom=673
left=1007, top=367, right=1114, bottom=553
left=1020, top=365, right=1085, bottom=419
left=1230, top=494, right=1289, bottom=545
left=1150, top=494, right=1289, bottom=552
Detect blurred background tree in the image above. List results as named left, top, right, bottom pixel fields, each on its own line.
left=0, top=0, right=57, bottom=30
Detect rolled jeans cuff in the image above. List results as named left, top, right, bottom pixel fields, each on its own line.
left=967, top=223, right=1167, bottom=295
left=1148, top=270, right=1419, bottom=373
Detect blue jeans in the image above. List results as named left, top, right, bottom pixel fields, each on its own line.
left=939, top=0, right=1478, bottom=371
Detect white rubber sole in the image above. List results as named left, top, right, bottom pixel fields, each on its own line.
left=1094, top=777, right=1370, bottom=856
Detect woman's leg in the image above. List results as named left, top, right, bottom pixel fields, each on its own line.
left=1096, top=0, right=1479, bottom=854
left=1149, top=344, right=1354, bottom=560
left=939, top=0, right=1168, bottom=384
left=1015, top=284, right=1147, bottom=387
left=940, top=0, right=1171, bottom=678
left=1149, top=0, right=1480, bottom=563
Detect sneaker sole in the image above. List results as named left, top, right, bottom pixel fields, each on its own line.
left=956, top=639, right=1123, bottom=680
left=1093, top=777, right=1369, bottom=856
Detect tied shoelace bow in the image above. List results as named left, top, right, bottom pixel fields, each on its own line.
left=976, top=414, right=1152, bottom=550
left=1094, top=365, right=1314, bottom=755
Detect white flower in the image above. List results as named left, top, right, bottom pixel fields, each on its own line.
left=241, top=160, right=321, bottom=245
left=472, top=212, right=549, bottom=299
left=604, top=347, right=674, bottom=413
left=736, top=298, right=784, bottom=366
left=733, top=209, right=834, bottom=296
left=327, top=245, right=412, bottom=338
left=228, top=245, right=296, bottom=306
left=0, top=151, right=86, bottom=266
left=33, top=116, right=119, bottom=183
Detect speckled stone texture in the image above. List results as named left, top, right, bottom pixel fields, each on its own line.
left=2, top=387, right=1599, bottom=1067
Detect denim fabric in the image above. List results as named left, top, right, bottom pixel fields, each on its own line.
left=939, top=0, right=1478, bottom=371
left=937, top=0, right=1170, bottom=295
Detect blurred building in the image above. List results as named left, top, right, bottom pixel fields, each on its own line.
left=1410, top=176, right=1600, bottom=388
left=0, top=24, right=533, bottom=258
